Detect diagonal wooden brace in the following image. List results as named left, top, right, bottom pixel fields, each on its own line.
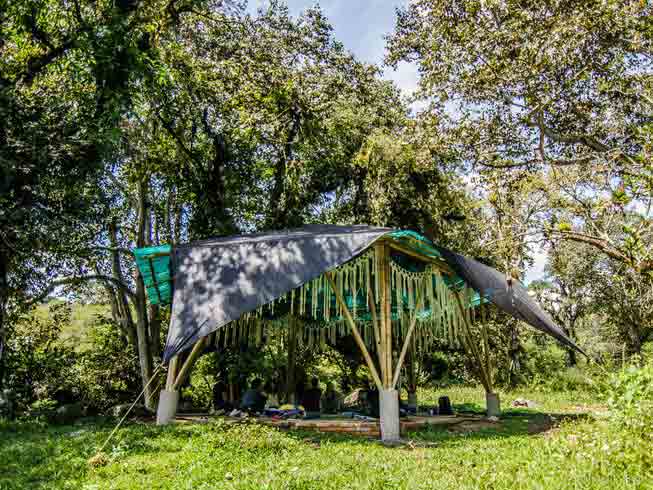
left=327, top=273, right=383, bottom=390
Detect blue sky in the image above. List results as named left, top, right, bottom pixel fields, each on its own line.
left=247, top=0, right=419, bottom=98
left=247, top=1, right=547, bottom=282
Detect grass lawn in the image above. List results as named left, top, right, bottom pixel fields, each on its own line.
left=1, top=386, right=650, bottom=490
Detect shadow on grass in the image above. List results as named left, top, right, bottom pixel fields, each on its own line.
left=274, top=405, right=596, bottom=450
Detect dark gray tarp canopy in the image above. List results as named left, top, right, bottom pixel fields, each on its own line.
left=164, top=225, right=391, bottom=362
left=163, top=224, right=584, bottom=363
left=436, top=246, right=586, bottom=356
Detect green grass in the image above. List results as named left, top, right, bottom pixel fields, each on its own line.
left=1, top=388, right=650, bottom=490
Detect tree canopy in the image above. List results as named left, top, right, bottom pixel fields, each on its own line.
left=1, top=0, right=652, bottom=404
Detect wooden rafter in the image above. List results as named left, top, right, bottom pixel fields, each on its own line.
left=383, top=239, right=455, bottom=276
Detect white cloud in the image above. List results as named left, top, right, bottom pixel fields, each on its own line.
left=383, top=61, right=419, bottom=96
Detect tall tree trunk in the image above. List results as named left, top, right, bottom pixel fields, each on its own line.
left=267, top=108, right=301, bottom=229
left=148, top=304, right=161, bottom=357
left=507, top=321, right=523, bottom=387
left=108, top=219, right=138, bottom=347
left=135, top=179, right=155, bottom=409
left=165, top=186, right=175, bottom=243
left=174, top=196, right=183, bottom=245
left=563, top=323, right=577, bottom=367
left=0, top=249, right=8, bottom=390
left=625, top=321, right=643, bottom=355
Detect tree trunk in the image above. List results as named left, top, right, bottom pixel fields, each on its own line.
left=508, top=322, right=523, bottom=387
left=148, top=304, right=161, bottom=357
left=406, top=344, right=418, bottom=411
left=267, top=108, right=301, bottom=229
left=165, top=186, right=175, bottom=243
left=135, top=179, right=155, bottom=410
left=0, top=249, right=8, bottom=390
left=108, top=219, right=138, bottom=347
left=563, top=323, right=577, bottom=366
left=625, top=322, right=643, bottom=354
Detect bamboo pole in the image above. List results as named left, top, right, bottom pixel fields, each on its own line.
left=375, top=242, right=392, bottom=387
left=385, top=241, right=455, bottom=275
left=367, top=286, right=383, bottom=368
left=327, top=273, right=383, bottom=390
left=165, top=355, right=179, bottom=391
left=172, top=337, right=206, bottom=391
left=454, top=291, right=492, bottom=393
left=480, top=294, right=493, bottom=389
left=391, top=290, right=423, bottom=389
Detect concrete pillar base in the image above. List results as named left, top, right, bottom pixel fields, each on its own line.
left=486, top=392, right=501, bottom=417
left=379, top=389, right=400, bottom=441
left=156, top=390, right=179, bottom=425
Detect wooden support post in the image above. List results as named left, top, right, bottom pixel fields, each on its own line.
left=375, top=241, right=392, bottom=387
left=367, top=287, right=383, bottom=369
left=391, top=290, right=422, bottom=389
left=165, top=355, right=180, bottom=390
left=172, top=337, right=206, bottom=391
left=454, top=291, right=493, bottom=393
left=327, top=273, right=383, bottom=390
left=374, top=242, right=401, bottom=441
left=286, top=316, right=298, bottom=403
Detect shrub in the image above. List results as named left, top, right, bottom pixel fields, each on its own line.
left=5, top=304, right=141, bottom=415
left=74, top=318, right=140, bottom=412
left=3, top=303, right=80, bottom=411
left=606, top=360, right=653, bottom=436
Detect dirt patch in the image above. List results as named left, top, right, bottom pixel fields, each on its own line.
left=448, top=419, right=501, bottom=433
left=527, top=414, right=555, bottom=434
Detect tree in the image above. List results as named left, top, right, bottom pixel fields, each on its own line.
left=387, top=0, right=653, bottom=275
left=0, top=0, right=216, bottom=392
left=537, top=239, right=653, bottom=356
left=530, top=241, right=596, bottom=365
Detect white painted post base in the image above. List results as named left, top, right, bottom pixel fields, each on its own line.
left=486, top=392, right=501, bottom=417
left=407, top=391, right=418, bottom=411
left=379, top=389, right=400, bottom=441
left=156, top=390, right=179, bottom=425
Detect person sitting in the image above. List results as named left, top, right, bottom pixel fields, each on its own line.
left=212, top=380, right=231, bottom=413
left=241, top=378, right=267, bottom=414
left=321, top=382, right=341, bottom=414
left=301, top=377, right=322, bottom=418
left=366, top=384, right=380, bottom=418
left=264, top=381, right=280, bottom=409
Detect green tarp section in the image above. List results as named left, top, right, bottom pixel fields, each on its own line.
left=133, top=244, right=173, bottom=305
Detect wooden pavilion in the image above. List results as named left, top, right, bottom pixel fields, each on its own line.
left=133, top=225, right=579, bottom=441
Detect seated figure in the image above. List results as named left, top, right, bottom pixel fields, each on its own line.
left=241, top=378, right=267, bottom=413
left=301, top=377, right=322, bottom=418
left=264, top=381, right=280, bottom=409
left=321, top=382, right=341, bottom=414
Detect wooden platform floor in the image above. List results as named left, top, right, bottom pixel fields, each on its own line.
left=174, top=413, right=483, bottom=438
